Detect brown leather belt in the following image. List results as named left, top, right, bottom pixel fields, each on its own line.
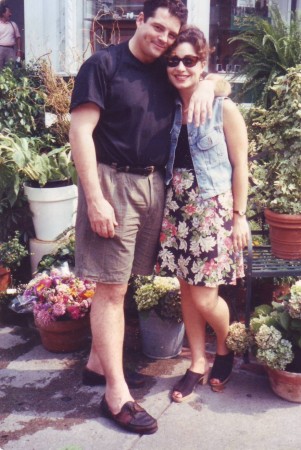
left=0, top=45, right=14, bottom=48
left=110, top=162, right=160, bottom=176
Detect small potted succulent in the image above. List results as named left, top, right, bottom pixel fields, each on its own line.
left=133, top=275, right=184, bottom=359
left=226, top=280, right=301, bottom=402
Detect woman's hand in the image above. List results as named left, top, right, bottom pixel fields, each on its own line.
left=232, top=215, right=249, bottom=252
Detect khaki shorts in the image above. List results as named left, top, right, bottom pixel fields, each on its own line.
left=75, top=163, right=165, bottom=284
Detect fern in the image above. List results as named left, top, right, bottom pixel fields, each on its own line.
left=229, top=6, right=301, bottom=106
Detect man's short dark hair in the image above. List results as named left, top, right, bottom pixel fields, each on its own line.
left=143, top=0, right=188, bottom=26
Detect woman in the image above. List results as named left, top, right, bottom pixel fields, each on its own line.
left=157, top=25, right=249, bottom=402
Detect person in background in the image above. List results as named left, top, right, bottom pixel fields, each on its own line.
left=0, top=4, right=21, bottom=70
left=69, top=0, right=230, bottom=435
left=157, top=25, right=249, bottom=402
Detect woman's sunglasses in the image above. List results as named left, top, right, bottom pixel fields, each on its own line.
left=166, top=55, right=200, bottom=68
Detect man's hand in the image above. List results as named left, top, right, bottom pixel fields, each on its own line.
left=88, top=198, right=118, bottom=238
left=187, top=79, right=214, bottom=127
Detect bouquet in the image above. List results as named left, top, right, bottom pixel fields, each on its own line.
left=23, top=268, right=95, bottom=326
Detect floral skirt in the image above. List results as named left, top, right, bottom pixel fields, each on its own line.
left=156, top=169, right=244, bottom=287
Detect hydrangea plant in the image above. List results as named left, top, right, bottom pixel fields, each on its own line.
left=133, top=276, right=182, bottom=323
left=226, top=280, right=301, bottom=371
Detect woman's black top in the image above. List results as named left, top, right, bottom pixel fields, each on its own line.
left=173, top=124, right=194, bottom=169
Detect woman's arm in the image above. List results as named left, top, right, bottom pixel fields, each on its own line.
left=223, top=99, right=249, bottom=252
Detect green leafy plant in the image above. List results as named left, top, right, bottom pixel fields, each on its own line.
left=0, top=61, right=76, bottom=241
left=0, top=130, right=76, bottom=199
left=0, top=231, right=28, bottom=273
left=37, top=227, right=75, bottom=273
left=0, top=64, right=46, bottom=136
left=246, top=65, right=301, bottom=214
left=133, top=276, right=182, bottom=323
left=229, top=6, right=301, bottom=106
left=226, top=280, right=301, bottom=372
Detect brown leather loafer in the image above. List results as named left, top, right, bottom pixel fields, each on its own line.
left=82, top=367, right=145, bottom=388
left=100, top=395, right=158, bottom=435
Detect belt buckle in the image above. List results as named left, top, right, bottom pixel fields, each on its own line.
left=145, top=166, right=155, bottom=175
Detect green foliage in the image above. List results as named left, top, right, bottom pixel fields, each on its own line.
left=0, top=61, right=76, bottom=241
left=229, top=6, right=301, bottom=106
left=228, top=281, right=301, bottom=371
left=133, top=276, right=182, bottom=322
left=0, top=64, right=46, bottom=136
left=37, top=228, right=75, bottom=273
left=0, top=231, right=28, bottom=272
left=0, top=130, right=76, bottom=202
left=246, top=66, right=301, bottom=214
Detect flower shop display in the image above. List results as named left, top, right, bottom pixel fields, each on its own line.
left=226, top=280, right=301, bottom=402
left=23, top=269, right=95, bottom=352
left=133, top=276, right=184, bottom=359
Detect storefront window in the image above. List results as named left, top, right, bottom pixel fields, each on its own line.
left=209, top=0, right=269, bottom=74
left=85, top=1, right=187, bottom=50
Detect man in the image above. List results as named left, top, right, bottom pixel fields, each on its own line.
left=70, top=0, right=228, bottom=435
left=0, top=4, right=21, bottom=70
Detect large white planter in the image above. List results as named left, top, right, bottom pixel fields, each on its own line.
left=24, top=183, right=78, bottom=241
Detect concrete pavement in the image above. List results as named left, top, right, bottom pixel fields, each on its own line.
left=1, top=321, right=301, bottom=450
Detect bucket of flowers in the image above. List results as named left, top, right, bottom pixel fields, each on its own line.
left=23, top=268, right=95, bottom=352
left=133, top=275, right=184, bottom=359
left=226, top=280, right=301, bottom=402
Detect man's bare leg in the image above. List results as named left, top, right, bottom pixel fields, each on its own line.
left=90, top=282, right=133, bottom=413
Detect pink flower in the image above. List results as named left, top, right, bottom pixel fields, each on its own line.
left=224, top=237, right=233, bottom=250
left=160, top=232, right=167, bottom=243
left=67, top=305, right=81, bottom=320
left=184, top=204, right=196, bottom=215
left=52, top=302, right=66, bottom=318
left=25, top=270, right=96, bottom=326
left=202, top=260, right=218, bottom=276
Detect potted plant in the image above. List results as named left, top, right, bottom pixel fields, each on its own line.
left=0, top=130, right=78, bottom=241
left=0, top=61, right=75, bottom=242
left=133, top=275, right=184, bottom=359
left=0, top=232, right=28, bottom=290
left=226, top=280, right=301, bottom=402
left=22, top=268, right=95, bottom=352
left=36, top=227, right=75, bottom=273
left=229, top=5, right=301, bottom=107
left=246, top=65, right=301, bottom=259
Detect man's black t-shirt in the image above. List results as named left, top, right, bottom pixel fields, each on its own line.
left=70, top=41, right=175, bottom=168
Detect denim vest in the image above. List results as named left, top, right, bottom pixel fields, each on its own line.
left=166, top=97, right=232, bottom=200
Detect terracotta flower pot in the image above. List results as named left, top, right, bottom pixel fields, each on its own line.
left=264, top=209, right=301, bottom=259
left=34, top=315, right=91, bottom=353
left=266, top=366, right=301, bottom=403
left=0, top=266, right=11, bottom=292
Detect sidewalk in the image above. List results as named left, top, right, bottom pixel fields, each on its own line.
left=1, top=321, right=301, bottom=450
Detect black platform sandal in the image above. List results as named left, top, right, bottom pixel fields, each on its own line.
left=209, top=352, right=234, bottom=392
left=171, top=369, right=208, bottom=403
